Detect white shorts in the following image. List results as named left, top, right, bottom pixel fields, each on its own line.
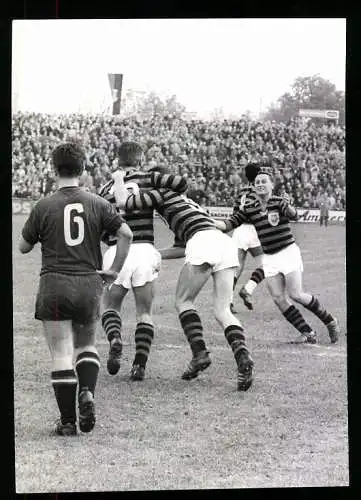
left=185, top=229, right=239, bottom=273
left=262, top=243, right=304, bottom=278
left=103, top=243, right=161, bottom=289
left=232, top=223, right=261, bottom=252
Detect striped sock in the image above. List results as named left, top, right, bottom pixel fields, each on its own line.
left=101, top=309, right=122, bottom=342
left=51, top=369, right=78, bottom=424
left=75, top=351, right=101, bottom=395
left=304, top=296, right=334, bottom=325
left=179, top=309, right=207, bottom=356
left=134, top=323, right=154, bottom=368
left=224, top=325, right=249, bottom=363
left=283, top=305, right=313, bottom=334
left=244, top=268, right=265, bottom=294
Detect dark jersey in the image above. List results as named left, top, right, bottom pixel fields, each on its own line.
left=22, top=186, right=124, bottom=276
left=125, top=188, right=217, bottom=244
left=99, top=171, right=188, bottom=245
left=233, top=185, right=259, bottom=215
left=226, top=196, right=296, bottom=254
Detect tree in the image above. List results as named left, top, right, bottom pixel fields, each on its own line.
left=121, top=90, right=187, bottom=119
left=261, top=74, right=345, bottom=125
left=210, top=107, right=225, bottom=121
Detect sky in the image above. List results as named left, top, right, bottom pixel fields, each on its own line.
left=12, top=18, right=346, bottom=119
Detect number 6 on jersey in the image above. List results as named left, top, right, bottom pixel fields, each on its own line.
left=64, top=203, right=85, bottom=246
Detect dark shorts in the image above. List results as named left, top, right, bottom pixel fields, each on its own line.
left=35, top=273, right=104, bottom=324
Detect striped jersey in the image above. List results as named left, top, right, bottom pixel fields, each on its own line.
left=125, top=188, right=217, bottom=244
left=233, top=185, right=260, bottom=215
left=99, top=171, right=188, bottom=245
left=225, top=196, right=297, bottom=254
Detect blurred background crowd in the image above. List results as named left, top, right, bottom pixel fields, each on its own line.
left=12, top=112, right=345, bottom=210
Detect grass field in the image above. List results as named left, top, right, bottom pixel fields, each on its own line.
left=13, top=215, right=348, bottom=492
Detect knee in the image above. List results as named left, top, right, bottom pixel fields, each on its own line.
left=175, top=298, right=193, bottom=315
left=136, top=312, right=153, bottom=325
left=214, top=305, right=230, bottom=328
left=104, top=284, right=123, bottom=309
left=288, top=290, right=302, bottom=303
left=270, top=291, right=288, bottom=309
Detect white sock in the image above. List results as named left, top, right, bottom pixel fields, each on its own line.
left=244, top=280, right=258, bottom=295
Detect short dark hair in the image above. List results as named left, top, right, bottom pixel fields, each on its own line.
left=245, top=162, right=261, bottom=183
left=52, top=141, right=85, bottom=177
left=117, top=141, right=144, bottom=167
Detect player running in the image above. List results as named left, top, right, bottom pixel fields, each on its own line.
left=18, top=141, right=132, bottom=436
left=215, top=168, right=340, bottom=344
left=113, top=171, right=254, bottom=392
left=230, top=162, right=266, bottom=313
left=99, top=142, right=188, bottom=381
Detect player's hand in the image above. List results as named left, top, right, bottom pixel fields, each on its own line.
left=112, top=170, right=125, bottom=183
left=96, top=269, right=119, bottom=284
left=281, top=192, right=290, bottom=203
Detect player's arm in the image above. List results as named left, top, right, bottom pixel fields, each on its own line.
left=279, top=198, right=298, bottom=220
left=151, top=171, right=188, bottom=193
left=111, top=170, right=129, bottom=209
left=96, top=201, right=133, bottom=282
left=19, top=237, right=34, bottom=254
left=110, top=223, right=133, bottom=273
left=159, top=246, right=186, bottom=259
left=159, top=235, right=186, bottom=259
left=19, top=203, right=40, bottom=253
left=213, top=210, right=247, bottom=233
left=125, top=188, right=164, bottom=212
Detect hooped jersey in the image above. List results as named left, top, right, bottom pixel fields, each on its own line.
left=99, top=171, right=188, bottom=245
left=125, top=188, right=217, bottom=245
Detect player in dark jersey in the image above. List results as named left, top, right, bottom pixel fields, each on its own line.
left=215, top=168, right=340, bottom=344
left=98, top=142, right=188, bottom=381
left=19, top=141, right=132, bottom=436
left=113, top=174, right=254, bottom=392
left=231, top=163, right=265, bottom=312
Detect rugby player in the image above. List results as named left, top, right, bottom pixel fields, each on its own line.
left=113, top=173, right=254, bottom=392
left=99, top=142, right=188, bottom=381
left=215, top=168, right=340, bottom=344
left=19, top=141, right=132, bottom=436
left=230, top=162, right=265, bottom=312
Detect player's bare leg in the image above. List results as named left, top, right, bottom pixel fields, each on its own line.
left=231, top=249, right=247, bottom=313
left=212, top=267, right=253, bottom=391
left=73, top=321, right=100, bottom=433
left=238, top=247, right=265, bottom=311
left=266, top=274, right=317, bottom=344
left=101, top=283, right=128, bottom=374
left=175, top=263, right=213, bottom=380
left=131, top=281, right=156, bottom=381
left=285, top=270, right=339, bottom=343
left=42, top=320, right=77, bottom=436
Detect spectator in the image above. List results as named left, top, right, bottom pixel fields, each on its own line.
left=11, top=111, right=345, bottom=208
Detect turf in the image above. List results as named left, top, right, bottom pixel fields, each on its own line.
left=13, top=216, right=348, bottom=492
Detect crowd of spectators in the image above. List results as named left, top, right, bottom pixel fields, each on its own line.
left=12, top=111, right=346, bottom=210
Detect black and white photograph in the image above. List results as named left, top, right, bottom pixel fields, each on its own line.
left=12, top=18, right=347, bottom=492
